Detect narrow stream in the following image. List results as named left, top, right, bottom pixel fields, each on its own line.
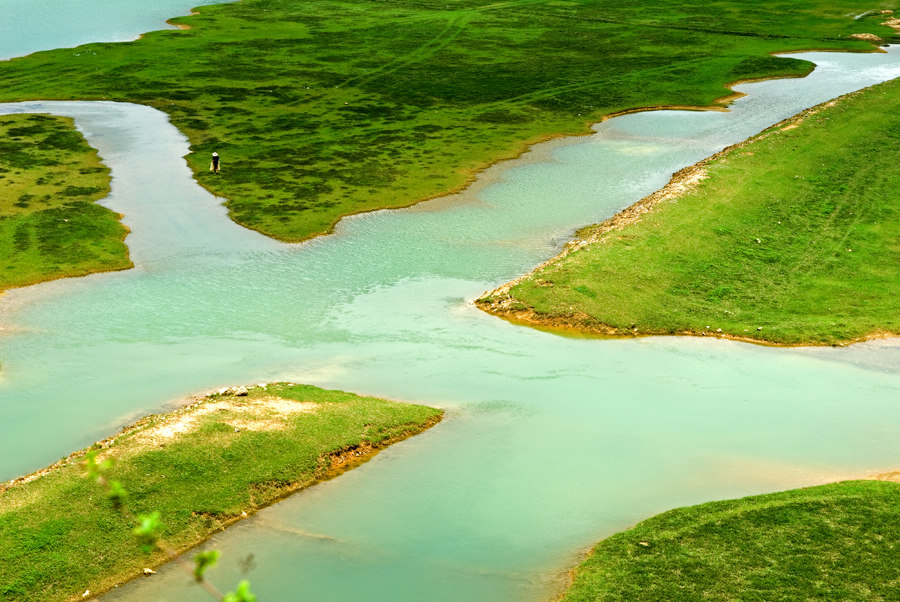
left=0, top=8, right=898, bottom=599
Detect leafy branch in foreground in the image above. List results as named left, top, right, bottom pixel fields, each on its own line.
left=0, top=383, right=440, bottom=600
left=84, top=450, right=256, bottom=601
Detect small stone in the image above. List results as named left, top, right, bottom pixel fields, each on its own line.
left=82, top=591, right=91, bottom=598
left=234, top=386, right=248, bottom=396
left=143, top=568, right=156, bottom=576
left=757, top=327, right=763, bottom=331
left=716, top=328, right=722, bottom=332
left=638, top=541, right=650, bottom=547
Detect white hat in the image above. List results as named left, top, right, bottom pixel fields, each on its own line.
left=212, top=152, right=218, bottom=156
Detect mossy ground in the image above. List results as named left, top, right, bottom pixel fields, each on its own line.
left=0, top=0, right=895, bottom=241
left=0, top=114, right=130, bottom=292
left=483, top=77, right=900, bottom=345
left=561, top=479, right=900, bottom=601
left=0, top=383, right=442, bottom=601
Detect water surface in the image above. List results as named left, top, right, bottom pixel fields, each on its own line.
left=0, top=0, right=233, bottom=61
left=0, top=29, right=898, bottom=602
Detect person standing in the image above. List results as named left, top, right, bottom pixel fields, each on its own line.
left=211, top=151, right=220, bottom=174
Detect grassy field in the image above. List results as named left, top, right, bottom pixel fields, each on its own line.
left=0, top=1, right=895, bottom=241
left=478, top=77, right=900, bottom=345
left=561, top=479, right=900, bottom=601
left=0, top=383, right=442, bottom=601
left=0, top=114, right=130, bottom=293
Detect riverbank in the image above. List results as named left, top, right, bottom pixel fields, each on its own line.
left=0, top=114, right=130, bottom=295
left=477, top=77, right=900, bottom=347
left=559, top=477, right=900, bottom=601
left=1, top=49, right=899, bottom=600
left=0, top=0, right=894, bottom=242
left=0, top=383, right=442, bottom=601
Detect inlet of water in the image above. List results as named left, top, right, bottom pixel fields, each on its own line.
left=0, top=0, right=234, bottom=61
left=0, top=11, right=898, bottom=600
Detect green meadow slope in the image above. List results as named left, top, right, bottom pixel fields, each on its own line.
left=562, top=479, right=900, bottom=601
left=0, top=0, right=895, bottom=241
left=478, top=77, right=900, bottom=345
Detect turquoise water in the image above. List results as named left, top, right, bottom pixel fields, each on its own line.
left=0, top=8, right=899, bottom=600
left=0, top=0, right=233, bottom=61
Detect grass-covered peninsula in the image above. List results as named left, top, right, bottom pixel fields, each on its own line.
left=0, top=383, right=442, bottom=601
left=0, top=1, right=895, bottom=241
left=478, top=76, right=900, bottom=346
left=561, top=478, right=900, bottom=601
left=0, top=114, right=130, bottom=293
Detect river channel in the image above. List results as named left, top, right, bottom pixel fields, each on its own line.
left=1, top=4, right=899, bottom=600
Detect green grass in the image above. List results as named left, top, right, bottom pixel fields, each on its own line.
left=561, top=479, right=900, bottom=601
left=0, top=0, right=895, bottom=241
left=0, top=383, right=442, bottom=601
left=483, top=77, right=900, bottom=345
left=0, top=114, right=130, bottom=292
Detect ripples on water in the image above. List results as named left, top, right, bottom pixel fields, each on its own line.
left=0, top=19, right=898, bottom=601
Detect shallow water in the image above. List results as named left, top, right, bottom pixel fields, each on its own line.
left=0, top=0, right=233, bottom=61
left=0, top=16, right=898, bottom=601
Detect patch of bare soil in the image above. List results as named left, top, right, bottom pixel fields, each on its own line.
left=870, top=470, right=900, bottom=483
left=0, top=385, right=318, bottom=494
left=849, top=11, right=899, bottom=42
left=850, top=32, right=884, bottom=42
left=130, top=395, right=317, bottom=450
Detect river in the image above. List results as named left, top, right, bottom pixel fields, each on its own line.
left=0, top=0, right=235, bottom=61
left=1, top=4, right=899, bottom=600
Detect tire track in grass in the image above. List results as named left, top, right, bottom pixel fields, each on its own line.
left=482, top=55, right=721, bottom=111
left=787, top=160, right=873, bottom=293
left=335, top=0, right=542, bottom=90
left=336, top=12, right=473, bottom=89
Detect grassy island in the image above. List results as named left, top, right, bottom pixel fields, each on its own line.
left=477, top=77, right=900, bottom=346
left=0, top=383, right=442, bottom=601
left=0, top=114, right=130, bottom=293
left=561, top=478, right=900, bottom=601
left=0, top=1, right=895, bottom=241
